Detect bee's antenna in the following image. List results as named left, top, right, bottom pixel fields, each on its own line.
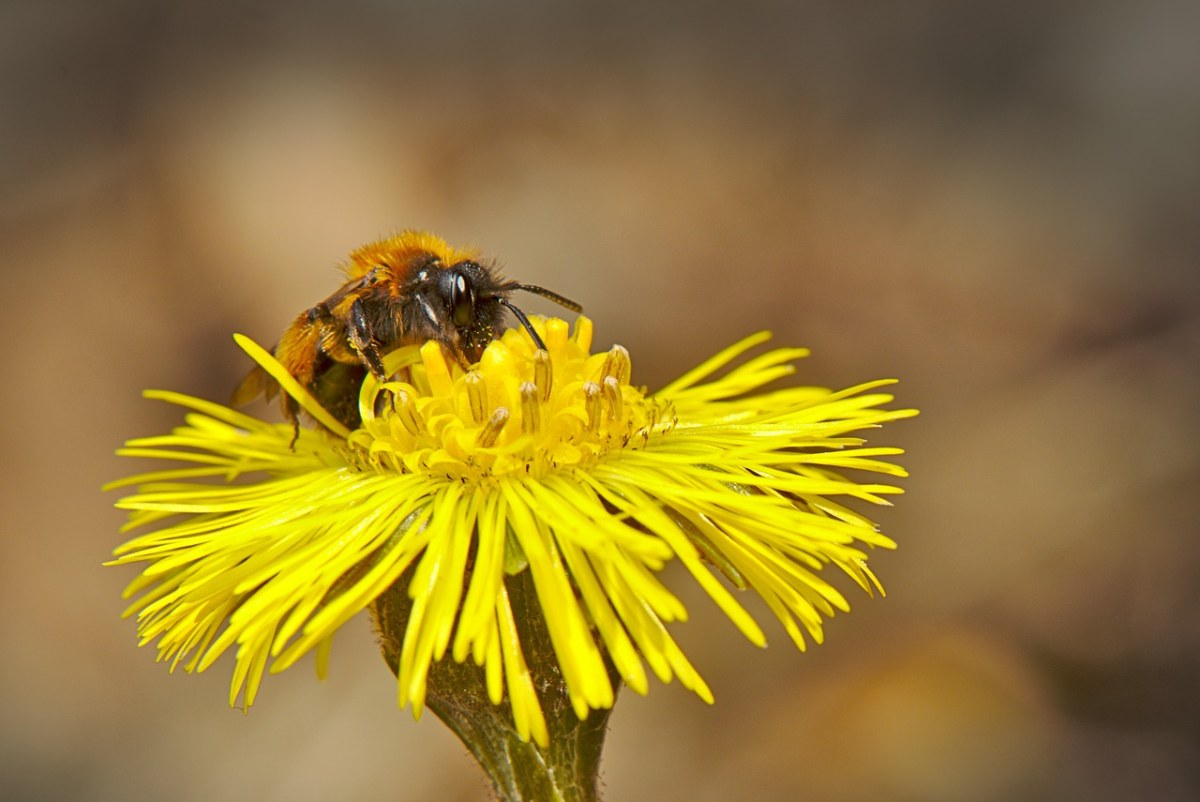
left=507, top=283, right=583, bottom=314
left=497, top=298, right=549, bottom=351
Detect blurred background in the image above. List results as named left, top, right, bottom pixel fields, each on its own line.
left=3, top=1, right=1198, bottom=800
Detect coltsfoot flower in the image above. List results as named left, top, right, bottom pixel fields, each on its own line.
left=108, top=316, right=915, bottom=746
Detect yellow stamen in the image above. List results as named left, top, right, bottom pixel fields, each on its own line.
left=602, top=376, right=623, bottom=422
left=465, top=372, right=487, bottom=424
left=583, top=381, right=602, bottom=433
left=477, top=408, right=510, bottom=448
left=533, top=350, right=552, bottom=403
left=520, top=382, right=540, bottom=435
left=391, top=388, right=423, bottom=436
left=602, top=344, right=631, bottom=385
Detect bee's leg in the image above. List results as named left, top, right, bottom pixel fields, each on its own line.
left=348, top=297, right=388, bottom=379
left=283, top=396, right=301, bottom=448
left=440, top=338, right=473, bottom=371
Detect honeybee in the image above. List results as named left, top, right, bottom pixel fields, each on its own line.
left=234, top=231, right=581, bottom=430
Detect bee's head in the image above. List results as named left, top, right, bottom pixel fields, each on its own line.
left=437, top=261, right=485, bottom=329
left=433, top=260, right=582, bottom=359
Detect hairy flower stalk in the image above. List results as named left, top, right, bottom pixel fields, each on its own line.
left=108, top=316, right=915, bottom=800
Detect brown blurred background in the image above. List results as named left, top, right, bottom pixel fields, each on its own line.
left=3, top=1, right=1198, bottom=800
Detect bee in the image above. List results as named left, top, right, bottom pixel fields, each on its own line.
left=233, top=231, right=581, bottom=430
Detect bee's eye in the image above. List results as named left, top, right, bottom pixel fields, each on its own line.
left=450, top=272, right=474, bottom=326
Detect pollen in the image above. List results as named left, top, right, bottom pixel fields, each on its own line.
left=346, top=317, right=673, bottom=482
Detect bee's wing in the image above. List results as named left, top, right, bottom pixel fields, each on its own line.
left=232, top=363, right=279, bottom=405
left=231, top=274, right=365, bottom=409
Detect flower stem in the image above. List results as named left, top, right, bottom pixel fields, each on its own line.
left=372, top=568, right=618, bottom=801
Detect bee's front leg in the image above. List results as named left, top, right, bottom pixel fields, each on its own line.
left=436, top=336, right=473, bottom=372
left=348, top=297, right=388, bottom=379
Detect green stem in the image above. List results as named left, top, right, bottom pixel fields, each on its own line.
left=371, top=568, right=618, bottom=801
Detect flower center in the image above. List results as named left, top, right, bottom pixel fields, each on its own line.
left=343, top=317, right=674, bottom=481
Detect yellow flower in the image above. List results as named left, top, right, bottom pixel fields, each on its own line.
left=108, top=316, right=915, bottom=746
